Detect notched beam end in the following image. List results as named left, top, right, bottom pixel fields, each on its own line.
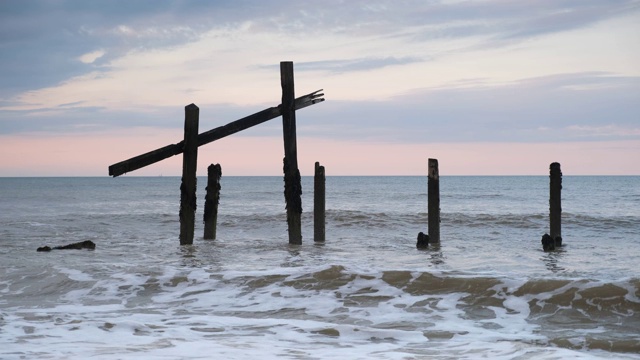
left=309, top=89, right=324, bottom=97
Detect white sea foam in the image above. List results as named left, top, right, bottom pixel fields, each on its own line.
left=3, top=267, right=638, bottom=360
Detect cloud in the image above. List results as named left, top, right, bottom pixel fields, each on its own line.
left=0, top=100, right=288, bottom=137
left=78, top=50, right=106, bottom=64
left=257, top=57, right=426, bottom=74
left=294, top=72, right=640, bottom=143
left=566, top=124, right=640, bottom=137
left=2, top=71, right=636, bottom=150
left=298, top=57, right=425, bottom=73
left=2, top=0, right=637, bottom=99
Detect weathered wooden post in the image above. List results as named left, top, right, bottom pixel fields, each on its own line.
left=281, top=61, right=302, bottom=245
left=549, top=162, right=562, bottom=246
left=203, top=163, right=221, bottom=240
left=428, top=158, right=440, bottom=243
left=314, top=162, right=326, bottom=242
left=179, top=104, right=199, bottom=245
left=542, top=162, right=563, bottom=251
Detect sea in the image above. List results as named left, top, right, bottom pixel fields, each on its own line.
left=0, top=176, right=638, bottom=359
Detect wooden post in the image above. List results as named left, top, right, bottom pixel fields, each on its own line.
left=281, top=61, right=302, bottom=245
left=549, top=162, right=562, bottom=247
left=314, top=162, right=326, bottom=242
left=204, top=163, right=222, bottom=240
left=179, top=104, right=199, bottom=245
left=428, top=158, right=440, bottom=243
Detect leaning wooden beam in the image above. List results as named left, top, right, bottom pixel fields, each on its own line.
left=108, top=89, right=324, bottom=177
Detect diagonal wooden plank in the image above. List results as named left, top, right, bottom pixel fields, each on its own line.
left=108, top=89, right=324, bottom=177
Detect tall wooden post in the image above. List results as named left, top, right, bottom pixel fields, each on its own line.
left=179, top=104, right=199, bottom=245
left=281, top=61, right=302, bottom=245
left=314, top=162, right=326, bottom=242
left=549, top=162, right=562, bottom=246
left=428, top=158, right=440, bottom=243
left=204, top=163, right=221, bottom=240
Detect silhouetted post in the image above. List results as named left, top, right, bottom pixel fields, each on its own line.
left=549, top=162, right=562, bottom=246
left=179, top=104, right=199, bottom=245
left=204, top=163, right=222, bottom=240
left=314, top=162, right=326, bottom=242
left=281, top=61, right=302, bottom=245
left=428, top=158, right=440, bottom=243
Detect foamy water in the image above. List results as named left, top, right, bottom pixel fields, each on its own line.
left=1, top=176, right=639, bottom=359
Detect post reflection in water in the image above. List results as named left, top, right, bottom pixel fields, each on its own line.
left=542, top=248, right=566, bottom=273
left=179, top=243, right=205, bottom=267
left=427, top=243, right=445, bottom=266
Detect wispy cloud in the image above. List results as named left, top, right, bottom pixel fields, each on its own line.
left=258, top=57, right=425, bottom=74
left=2, top=0, right=637, bottom=97
left=78, top=50, right=106, bottom=64
left=566, top=124, right=640, bottom=137
left=1, top=71, right=637, bottom=144
left=295, top=72, right=640, bottom=143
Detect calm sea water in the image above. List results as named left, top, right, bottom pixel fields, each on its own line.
left=0, top=176, right=639, bottom=359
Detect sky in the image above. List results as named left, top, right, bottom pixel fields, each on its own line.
left=0, top=0, right=639, bottom=176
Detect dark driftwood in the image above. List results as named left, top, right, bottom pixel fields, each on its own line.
left=203, top=163, right=222, bottom=240
left=281, top=62, right=302, bottom=245
left=314, top=161, right=326, bottom=242
left=428, top=158, right=440, bottom=243
left=108, top=90, right=324, bottom=177
left=179, top=104, right=199, bottom=245
left=37, top=240, right=96, bottom=252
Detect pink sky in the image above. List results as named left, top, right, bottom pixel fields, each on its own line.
left=1, top=129, right=638, bottom=176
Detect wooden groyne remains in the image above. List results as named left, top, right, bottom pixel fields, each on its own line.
left=108, top=61, right=563, bottom=252
left=108, top=61, right=324, bottom=245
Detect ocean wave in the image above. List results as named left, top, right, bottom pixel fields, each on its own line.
left=445, top=213, right=546, bottom=228
left=563, top=213, right=639, bottom=230
left=3, top=264, right=639, bottom=359
left=231, top=266, right=640, bottom=353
